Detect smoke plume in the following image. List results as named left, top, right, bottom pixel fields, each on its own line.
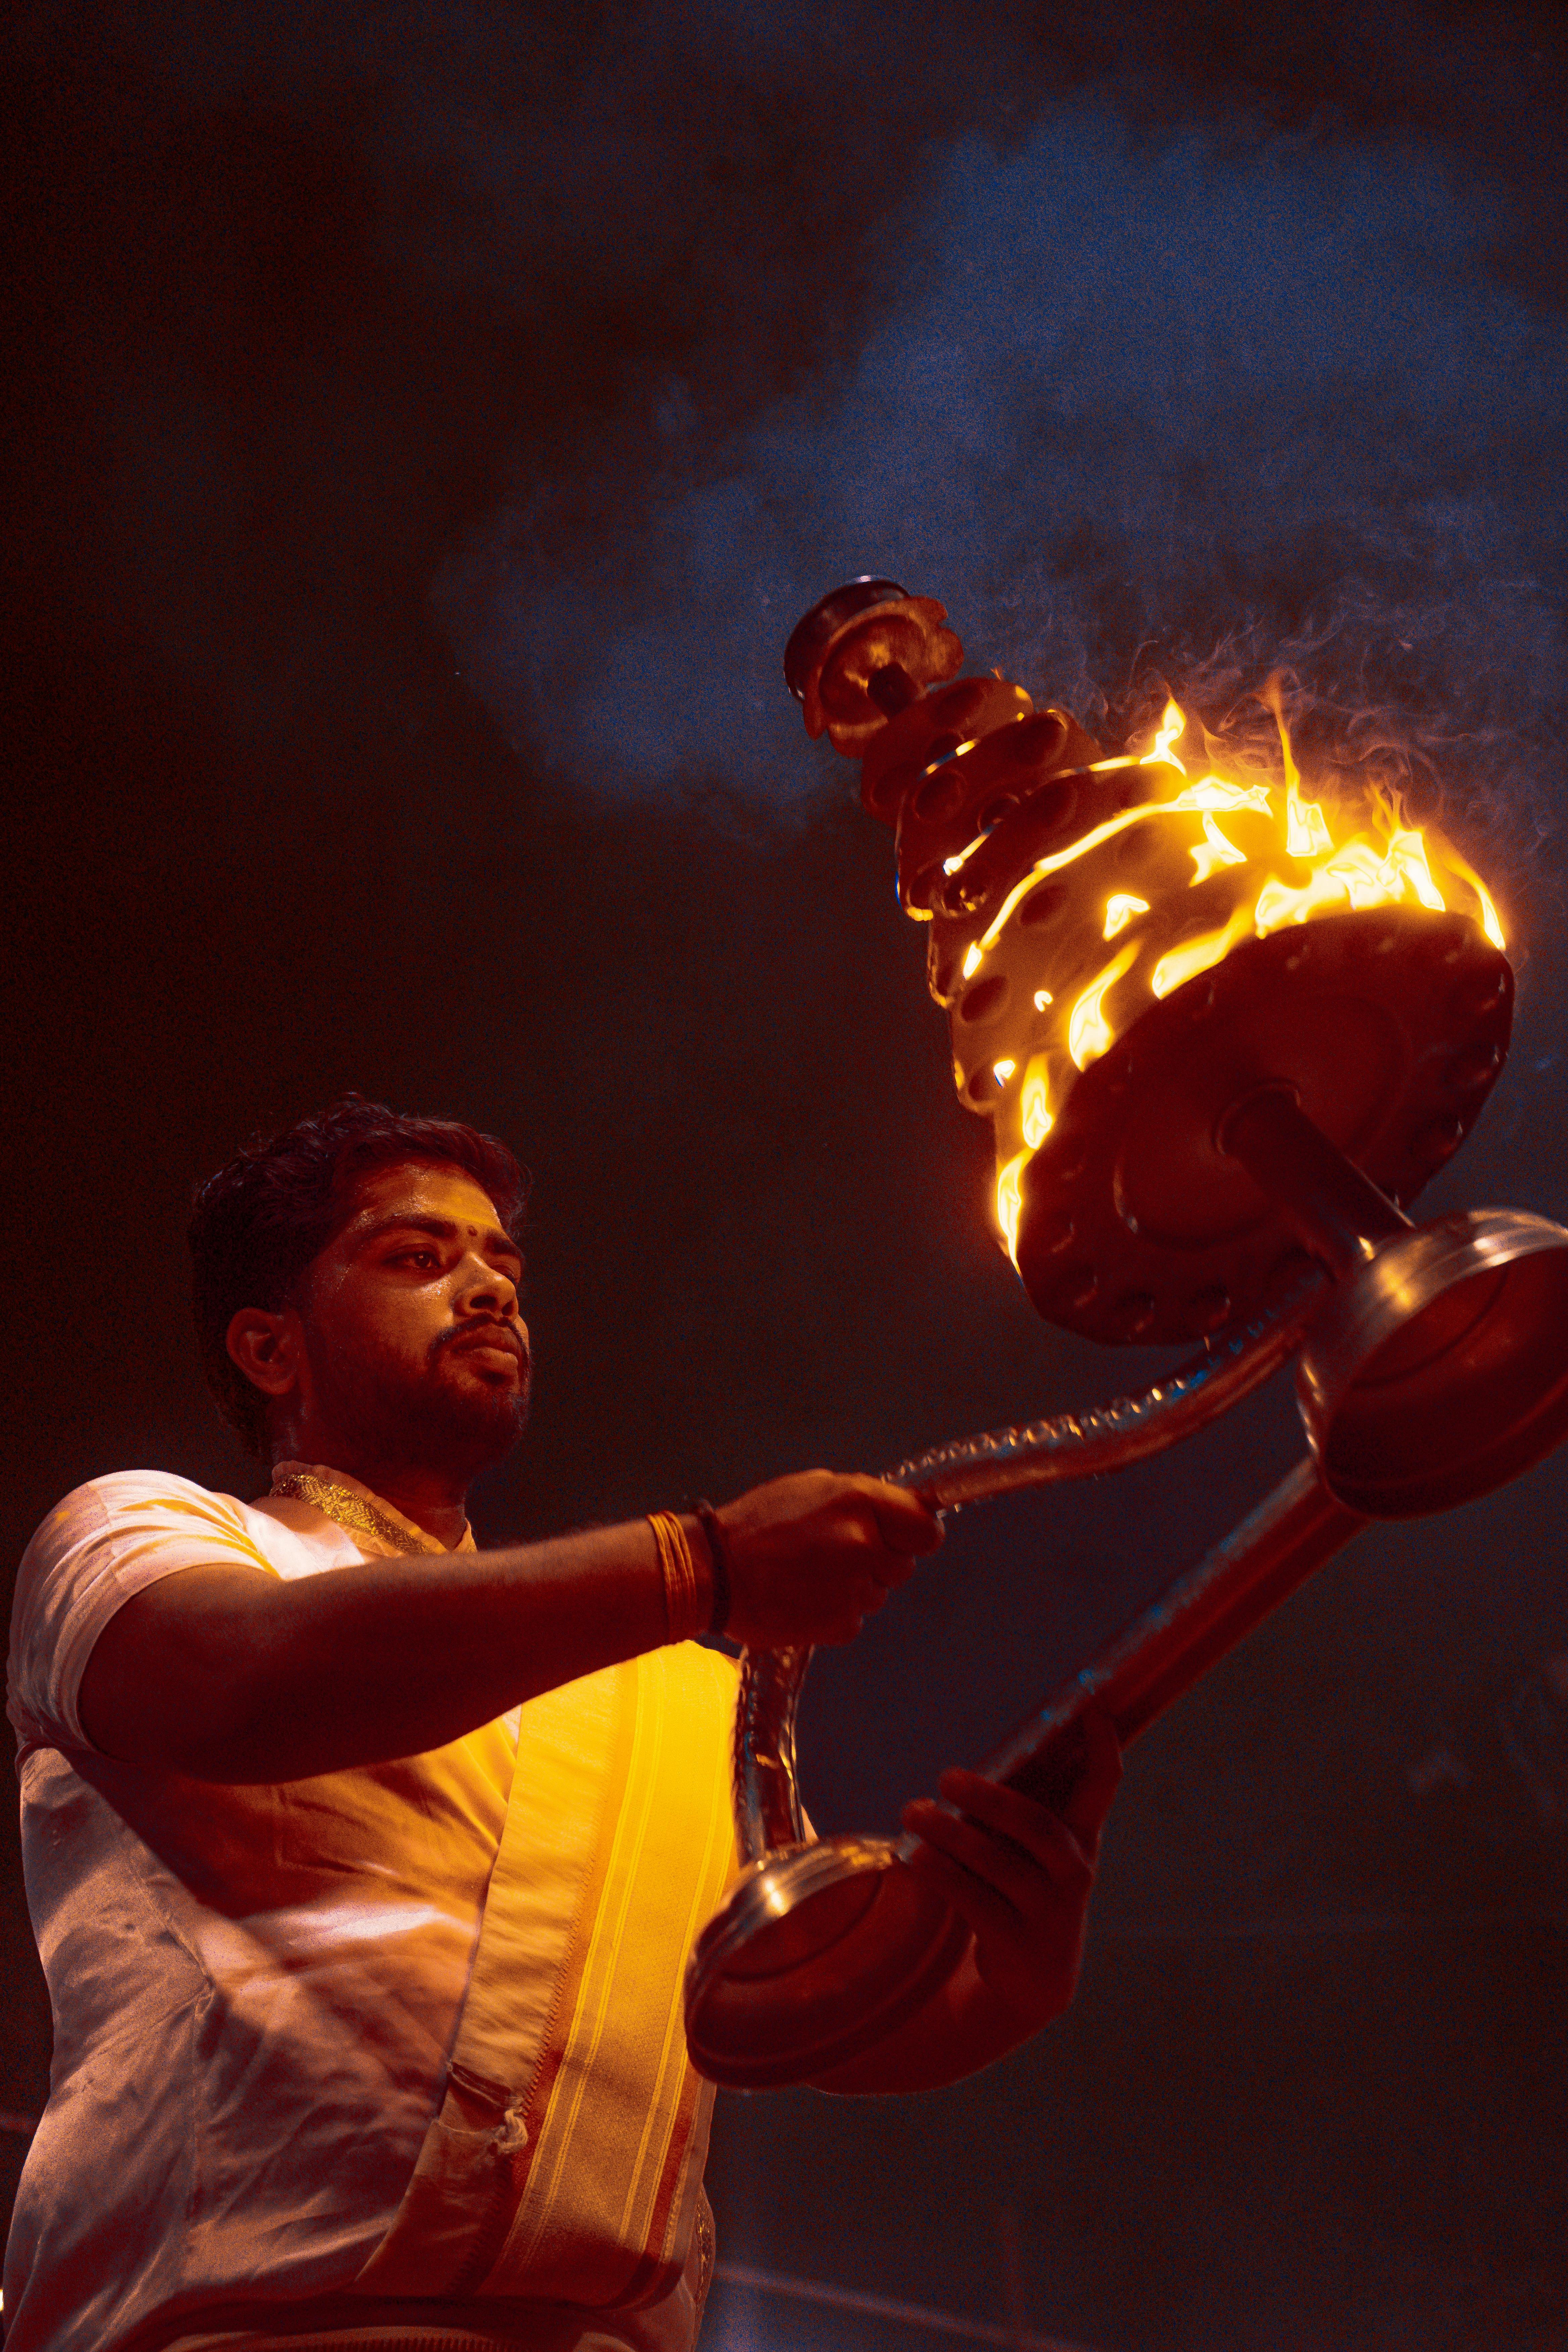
left=447, top=101, right=1565, bottom=911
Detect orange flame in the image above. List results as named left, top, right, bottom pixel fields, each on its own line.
left=1190, top=811, right=1247, bottom=884
left=1150, top=904, right=1256, bottom=1000
left=1141, top=698, right=1188, bottom=772
left=1262, top=676, right=1333, bottom=857
left=1103, top=892, right=1151, bottom=939
left=995, top=1150, right=1029, bottom=1265
left=1021, top=1054, right=1054, bottom=1148
left=973, top=772, right=1274, bottom=966
left=1068, top=943, right=1139, bottom=1070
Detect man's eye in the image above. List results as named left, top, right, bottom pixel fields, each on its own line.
left=395, top=1248, right=439, bottom=1270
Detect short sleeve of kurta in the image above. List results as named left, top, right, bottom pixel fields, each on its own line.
left=7, top=1471, right=281, bottom=1756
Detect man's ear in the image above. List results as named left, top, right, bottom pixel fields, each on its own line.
left=226, top=1307, right=304, bottom=1400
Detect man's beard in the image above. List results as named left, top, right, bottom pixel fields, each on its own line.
left=305, top=1319, right=532, bottom=1485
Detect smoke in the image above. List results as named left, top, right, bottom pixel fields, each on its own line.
left=446, top=101, right=1566, bottom=899
left=12, top=1, right=1564, bottom=906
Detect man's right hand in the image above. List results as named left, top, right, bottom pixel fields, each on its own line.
left=715, top=1470, right=943, bottom=1650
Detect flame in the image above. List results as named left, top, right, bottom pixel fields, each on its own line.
left=992, top=1057, right=1017, bottom=1084
left=1151, top=905, right=1256, bottom=999
left=970, top=776, right=1275, bottom=973
left=1263, top=676, right=1333, bottom=858
left=1021, top=1055, right=1054, bottom=1148
left=1253, top=826, right=1450, bottom=934
left=1190, top=812, right=1247, bottom=885
left=1443, top=849, right=1507, bottom=951
left=1068, top=943, right=1139, bottom=1069
left=1286, top=799, right=1333, bottom=858
left=995, top=1150, right=1029, bottom=1263
left=967, top=763, right=1488, bottom=989
left=1103, top=892, right=1150, bottom=940
left=1141, top=698, right=1189, bottom=772
left=1033, top=987, right=1053, bottom=1009
left=1389, top=830, right=1447, bottom=912
left=1183, top=778, right=1275, bottom=814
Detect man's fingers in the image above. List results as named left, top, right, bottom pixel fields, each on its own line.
left=901, top=1837, right=1018, bottom=1948
left=1054, top=1707, right=1123, bottom=1850
left=905, top=1709, right=1123, bottom=1900
left=904, top=1793, right=1092, bottom=1915
left=930, top=1771, right=1091, bottom=1870
left=716, top=1466, right=943, bottom=1649
left=844, top=1576, right=889, bottom=1625
left=845, top=1476, right=944, bottom=1557
left=930, top=1718, right=1121, bottom=1865
left=859, top=1545, right=915, bottom=1594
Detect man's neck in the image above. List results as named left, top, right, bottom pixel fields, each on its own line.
left=274, top=1451, right=471, bottom=1550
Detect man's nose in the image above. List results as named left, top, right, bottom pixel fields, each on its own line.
left=455, top=1256, right=520, bottom=1318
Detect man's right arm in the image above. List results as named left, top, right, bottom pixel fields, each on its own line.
left=75, top=1472, right=940, bottom=1783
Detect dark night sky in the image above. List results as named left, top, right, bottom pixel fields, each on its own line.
left=5, top=5, right=1568, bottom=2347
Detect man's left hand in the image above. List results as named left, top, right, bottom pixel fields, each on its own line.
left=899, top=1708, right=1122, bottom=2038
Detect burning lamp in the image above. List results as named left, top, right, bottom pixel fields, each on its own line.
left=684, top=578, right=1568, bottom=2092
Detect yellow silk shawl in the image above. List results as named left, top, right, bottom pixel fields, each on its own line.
left=353, top=1643, right=740, bottom=2313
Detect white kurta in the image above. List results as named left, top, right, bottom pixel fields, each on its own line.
left=3, top=1467, right=538, bottom=2351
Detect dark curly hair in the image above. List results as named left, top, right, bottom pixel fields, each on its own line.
left=189, top=1095, right=528, bottom=1454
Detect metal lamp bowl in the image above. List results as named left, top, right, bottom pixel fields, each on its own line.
left=684, top=1836, right=969, bottom=2090
left=1298, top=1209, right=1568, bottom=1516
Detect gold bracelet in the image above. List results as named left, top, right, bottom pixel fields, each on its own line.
left=647, top=1510, right=705, bottom=1645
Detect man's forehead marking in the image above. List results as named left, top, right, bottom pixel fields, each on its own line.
left=332, top=1166, right=516, bottom=1255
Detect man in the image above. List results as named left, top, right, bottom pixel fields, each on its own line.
left=5, top=1098, right=1120, bottom=2352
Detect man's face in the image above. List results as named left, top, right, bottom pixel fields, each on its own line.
left=288, top=1160, right=531, bottom=1479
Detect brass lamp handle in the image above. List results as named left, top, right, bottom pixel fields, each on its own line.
left=730, top=1269, right=1324, bottom=1871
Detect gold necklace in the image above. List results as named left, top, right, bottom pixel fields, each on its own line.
left=269, top=1469, right=435, bottom=1557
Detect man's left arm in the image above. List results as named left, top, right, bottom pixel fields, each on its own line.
left=809, top=1709, right=1122, bottom=2095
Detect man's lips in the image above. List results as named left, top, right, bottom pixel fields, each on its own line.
left=443, top=1323, right=527, bottom=1368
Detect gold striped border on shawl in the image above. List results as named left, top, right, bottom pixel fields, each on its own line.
left=458, top=1668, right=635, bottom=2118
left=352, top=1664, right=639, bottom=2303
left=481, top=1645, right=739, bottom=2309
left=612, top=1670, right=736, bottom=2311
